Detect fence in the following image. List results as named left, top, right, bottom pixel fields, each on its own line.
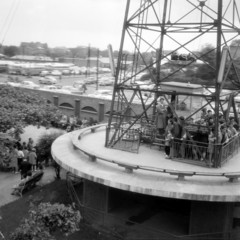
left=220, top=134, right=240, bottom=166
left=73, top=124, right=240, bottom=182
left=170, top=134, right=240, bottom=168
left=66, top=172, right=240, bottom=240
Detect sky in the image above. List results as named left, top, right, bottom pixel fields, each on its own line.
left=0, top=0, right=239, bottom=53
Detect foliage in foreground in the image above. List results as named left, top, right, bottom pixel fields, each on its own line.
left=10, top=202, right=81, bottom=240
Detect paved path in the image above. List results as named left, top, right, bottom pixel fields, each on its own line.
left=0, top=167, right=67, bottom=207
left=0, top=125, right=66, bottom=207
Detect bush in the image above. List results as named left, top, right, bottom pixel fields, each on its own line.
left=36, top=130, right=64, bottom=179
left=10, top=203, right=81, bottom=240
left=0, top=85, right=62, bottom=133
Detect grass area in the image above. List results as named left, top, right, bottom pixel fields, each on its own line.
left=0, top=180, right=117, bottom=240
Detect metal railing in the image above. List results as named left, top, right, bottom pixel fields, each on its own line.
left=220, top=134, right=240, bottom=166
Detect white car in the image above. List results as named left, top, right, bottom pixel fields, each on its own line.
left=62, top=70, right=71, bottom=75
left=71, top=70, right=80, bottom=75
left=88, top=89, right=113, bottom=99
left=51, top=70, right=62, bottom=76
left=21, top=81, right=40, bottom=89
left=42, top=86, right=58, bottom=91
left=6, top=82, right=21, bottom=87
left=98, top=79, right=114, bottom=86
left=39, top=71, right=50, bottom=77
left=39, top=76, right=58, bottom=85
left=55, top=89, right=72, bottom=94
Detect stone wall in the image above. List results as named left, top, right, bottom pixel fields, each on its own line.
left=17, top=87, right=151, bottom=122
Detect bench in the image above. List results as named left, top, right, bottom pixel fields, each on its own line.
left=14, top=172, right=44, bottom=197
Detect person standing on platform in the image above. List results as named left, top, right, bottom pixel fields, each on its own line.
left=156, top=98, right=167, bottom=135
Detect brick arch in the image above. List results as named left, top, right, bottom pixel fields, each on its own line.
left=82, top=106, right=97, bottom=113
left=59, top=102, right=74, bottom=109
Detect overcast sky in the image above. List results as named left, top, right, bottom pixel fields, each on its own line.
left=0, top=0, right=239, bottom=53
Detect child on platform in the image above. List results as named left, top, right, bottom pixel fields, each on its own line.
left=165, top=130, right=173, bottom=159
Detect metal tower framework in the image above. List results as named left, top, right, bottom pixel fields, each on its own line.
left=106, top=0, right=240, bottom=167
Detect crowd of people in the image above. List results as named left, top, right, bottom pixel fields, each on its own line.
left=0, top=137, right=46, bottom=174
left=156, top=98, right=240, bottom=167
left=50, top=114, right=98, bottom=132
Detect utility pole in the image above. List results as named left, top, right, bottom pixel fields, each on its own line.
left=86, top=44, right=91, bottom=78
left=96, top=48, right=99, bottom=90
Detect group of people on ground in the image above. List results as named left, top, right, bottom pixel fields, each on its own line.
left=51, top=114, right=98, bottom=132
left=0, top=137, right=46, bottom=173
left=156, top=97, right=239, bottom=166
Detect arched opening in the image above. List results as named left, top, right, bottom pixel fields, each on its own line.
left=59, top=102, right=74, bottom=109
left=81, top=106, right=97, bottom=113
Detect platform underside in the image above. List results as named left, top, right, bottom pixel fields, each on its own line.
left=51, top=125, right=240, bottom=202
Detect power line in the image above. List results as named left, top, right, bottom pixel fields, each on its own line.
left=0, top=0, right=17, bottom=41
left=1, top=0, right=21, bottom=46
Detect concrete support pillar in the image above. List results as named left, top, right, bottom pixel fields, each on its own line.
left=53, top=96, right=59, bottom=107
left=98, top=102, right=105, bottom=122
left=190, top=201, right=234, bottom=239
left=75, top=99, right=80, bottom=117
left=83, top=180, right=109, bottom=212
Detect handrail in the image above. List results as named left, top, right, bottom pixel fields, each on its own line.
left=72, top=124, right=240, bottom=182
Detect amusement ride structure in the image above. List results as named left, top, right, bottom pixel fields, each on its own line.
left=52, top=1, right=240, bottom=239
left=106, top=0, right=240, bottom=168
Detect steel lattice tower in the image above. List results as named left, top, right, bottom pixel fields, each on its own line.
left=105, top=0, right=240, bottom=161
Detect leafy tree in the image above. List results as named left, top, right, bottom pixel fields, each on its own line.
left=196, top=44, right=216, bottom=80
left=0, top=85, right=62, bottom=133
left=36, top=131, right=65, bottom=179
left=3, top=45, right=19, bottom=57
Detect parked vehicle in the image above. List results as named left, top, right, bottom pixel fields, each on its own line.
left=39, top=71, right=50, bottom=77
left=88, top=89, right=113, bottom=99
left=83, top=77, right=97, bottom=85
left=6, top=82, right=21, bottom=87
left=62, top=70, right=71, bottom=75
left=51, top=70, right=62, bottom=76
left=39, top=76, right=58, bottom=85
left=55, top=89, right=72, bottom=94
left=21, top=81, right=40, bottom=89
left=98, top=78, right=114, bottom=86
left=42, top=86, right=58, bottom=91
left=71, top=70, right=80, bottom=75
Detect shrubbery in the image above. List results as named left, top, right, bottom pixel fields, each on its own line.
left=10, top=202, right=81, bottom=240
left=0, top=85, right=62, bottom=133
left=36, top=130, right=64, bottom=179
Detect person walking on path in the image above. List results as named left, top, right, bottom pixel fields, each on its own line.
left=19, top=158, right=31, bottom=179
left=28, top=148, right=37, bottom=172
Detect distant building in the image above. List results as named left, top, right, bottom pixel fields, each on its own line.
left=11, top=55, right=53, bottom=62
left=20, top=42, right=49, bottom=56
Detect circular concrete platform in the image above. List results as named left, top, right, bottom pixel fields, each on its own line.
left=51, top=125, right=240, bottom=202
